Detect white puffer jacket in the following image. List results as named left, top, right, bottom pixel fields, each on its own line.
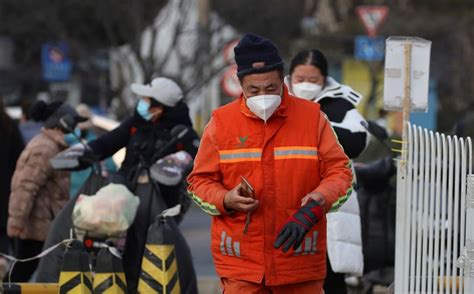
left=326, top=165, right=363, bottom=275
left=317, top=77, right=365, bottom=275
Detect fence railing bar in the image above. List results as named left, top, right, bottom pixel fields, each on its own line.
left=440, top=133, right=448, bottom=293
left=415, top=126, right=425, bottom=293
left=465, top=138, right=473, bottom=293
left=401, top=124, right=415, bottom=292
left=427, top=130, right=436, bottom=294
left=434, top=132, right=443, bottom=294
left=453, top=137, right=461, bottom=294
left=459, top=138, right=466, bottom=293
left=421, top=128, right=431, bottom=294
left=410, top=124, right=420, bottom=293
left=446, top=135, right=454, bottom=294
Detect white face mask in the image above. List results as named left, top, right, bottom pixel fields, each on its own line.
left=245, top=93, right=282, bottom=122
left=292, top=82, right=323, bottom=100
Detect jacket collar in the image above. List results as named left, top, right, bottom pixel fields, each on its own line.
left=315, top=76, right=341, bottom=100
left=41, top=128, right=68, bottom=148
left=239, top=84, right=290, bottom=120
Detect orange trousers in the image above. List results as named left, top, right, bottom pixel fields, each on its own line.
left=221, top=278, right=325, bottom=294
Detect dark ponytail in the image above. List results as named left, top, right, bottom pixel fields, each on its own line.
left=289, top=49, right=328, bottom=77
left=30, top=100, right=49, bottom=122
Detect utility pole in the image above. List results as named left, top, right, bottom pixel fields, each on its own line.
left=197, top=0, right=209, bottom=29
left=196, top=0, right=211, bottom=132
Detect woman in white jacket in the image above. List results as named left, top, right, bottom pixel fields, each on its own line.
left=286, top=49, right=370, bottom=293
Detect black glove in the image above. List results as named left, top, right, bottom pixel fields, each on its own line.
left=274, top=200, right=324, bottom=253
left=77, top=145, right=98, bottom=170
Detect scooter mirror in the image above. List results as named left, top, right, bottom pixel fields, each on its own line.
left=50, top=144, right=85, bottom=169
left=150, top=151, right=193, bottom=186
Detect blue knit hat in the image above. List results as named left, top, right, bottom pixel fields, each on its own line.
left=234, top=33, right=284, bottom=79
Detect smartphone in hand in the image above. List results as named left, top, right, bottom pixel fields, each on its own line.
left=240, top=176, right=254, bottom=198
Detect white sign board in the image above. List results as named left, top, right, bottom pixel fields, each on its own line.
left=383, top=37, right=431, bottom=112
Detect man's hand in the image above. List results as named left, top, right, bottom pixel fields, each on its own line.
left=223, top=184, right=259, bottom=213
left=274, top=199, right=324, bottom=252
left=76, top=146, right=97, bottom=170
left=301, top=192, right=326, bottom=207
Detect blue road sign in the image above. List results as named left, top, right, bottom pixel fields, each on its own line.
left=42, top=42, right=72, bottom=82
left=354, top=36, right=385, bottom=61
left=410, top=80, right=438, bottom=131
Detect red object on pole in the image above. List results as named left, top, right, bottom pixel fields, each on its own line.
left=221, top=65, right=242, bottom=98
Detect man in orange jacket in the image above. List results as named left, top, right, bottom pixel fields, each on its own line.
left=187, top=33, right=352, bottom=293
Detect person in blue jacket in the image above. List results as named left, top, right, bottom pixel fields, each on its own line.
left=64, top=104, right=116, bottom=197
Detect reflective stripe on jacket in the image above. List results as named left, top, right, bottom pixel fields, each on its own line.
left=187, top=85, right=352, bottom=285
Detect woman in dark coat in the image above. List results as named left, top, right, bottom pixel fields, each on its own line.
left=88, top=78, right=199, bottom=292
left=41, top=77, right=199, bottom=293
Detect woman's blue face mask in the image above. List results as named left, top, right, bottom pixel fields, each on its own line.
left=136, top=99, right=153, bottom=121
left=64, top=128, right=81, bottom=145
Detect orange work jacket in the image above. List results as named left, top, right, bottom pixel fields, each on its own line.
left=187, top=85, right=352, bottom=285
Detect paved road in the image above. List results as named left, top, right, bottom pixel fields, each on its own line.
left=180, top=205, right=215, bottom=276
left=180, top=205, right=220, bottom=293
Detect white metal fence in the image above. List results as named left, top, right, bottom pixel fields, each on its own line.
left=395, top=123, right=474, bottom=293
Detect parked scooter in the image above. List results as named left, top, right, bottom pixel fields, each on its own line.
left=35, top=117, right=198, bottom=293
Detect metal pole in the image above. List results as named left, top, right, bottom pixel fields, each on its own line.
left=197, top=0, right=209, bottom=28
left=402, top=41, right=412, bottom=169
left=197, top=0, right=212, bottom=128
left=395, top=39, right=412, bottom=293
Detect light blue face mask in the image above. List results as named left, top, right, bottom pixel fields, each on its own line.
left=64, top=128, right=81, bottom=146
left=136, top=99, right=153, bottom=121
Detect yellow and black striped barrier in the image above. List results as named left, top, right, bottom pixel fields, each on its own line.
left=0, top=283, right=58, bottom=293
left=137, top=212, right=182, bottom=294
left=93, top=247, right=127, bottom=294
left=138, top=244, right=180, bottom=294
left=58, top=240, right=93, bottom=294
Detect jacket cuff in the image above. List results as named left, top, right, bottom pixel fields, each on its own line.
left=215, top=189, right=232, bottom=215
left=313, top=187, right=334, bottom=212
